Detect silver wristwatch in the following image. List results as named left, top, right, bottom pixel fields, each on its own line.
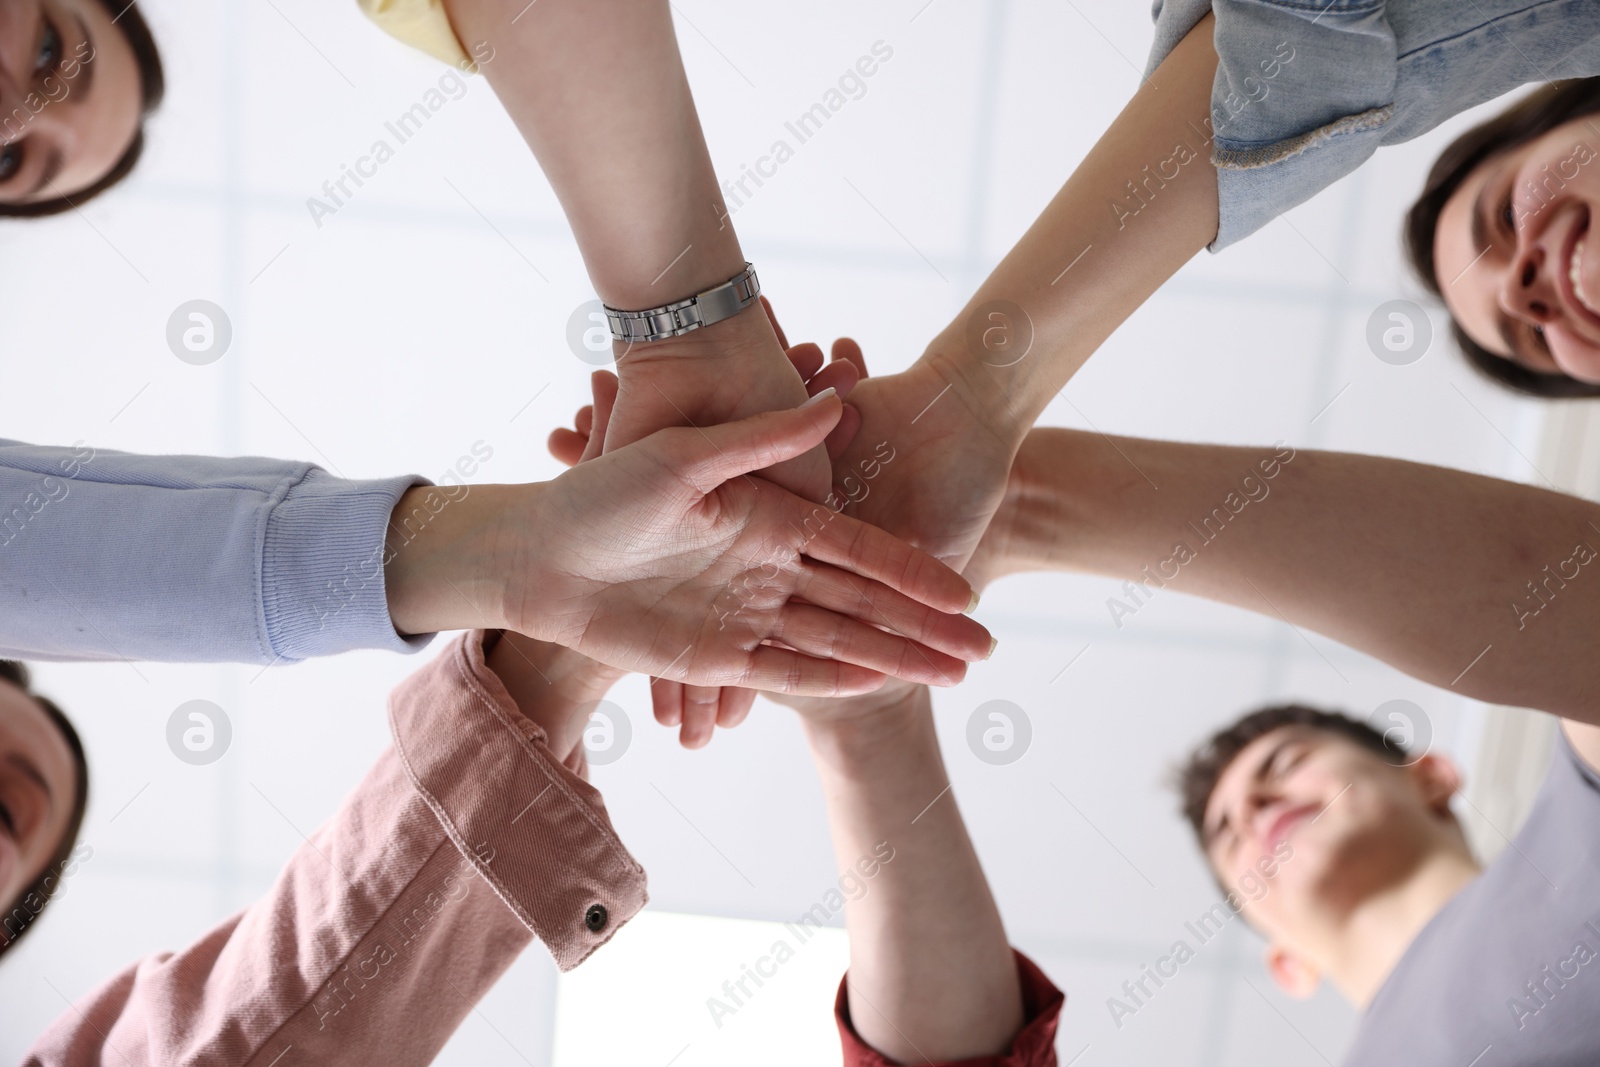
left=603, top=263, right=761, bottom=344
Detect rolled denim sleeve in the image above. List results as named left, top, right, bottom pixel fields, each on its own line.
left=1147, top=0, right=1396, bottom=250
left=0, top=438, right=431, bottom=664
left=1146, top=0, right=1600, bottom=250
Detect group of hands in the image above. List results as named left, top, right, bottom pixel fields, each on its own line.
left=437, top=297, right=1034, bottom=758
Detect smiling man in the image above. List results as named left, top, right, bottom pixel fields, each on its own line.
left=950, top=424, right=1600, bottom=1065
left=1179, top=699, right=1600, bottom=1059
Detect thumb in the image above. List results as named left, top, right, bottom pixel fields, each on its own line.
left=675, top=388, right=841, bottom=494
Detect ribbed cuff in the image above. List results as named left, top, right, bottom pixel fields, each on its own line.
left=260, top=468, right=434, bottom=661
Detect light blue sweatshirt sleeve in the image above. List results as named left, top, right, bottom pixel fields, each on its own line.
left=0, top=438, right=433, bottom=664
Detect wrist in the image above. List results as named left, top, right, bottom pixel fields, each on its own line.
left=590, top=230, right=747, bottom=315
left=612, top=296, right=779, bottom=368
left=496, top=479, right=579, bottom=646
left=492, top=629, right=623, bottom=704
left=802, top=687, right=937, bottom=781
left=995, top=430, right=1068, bottom=575
left=383, top=483, right=517, bottom=637
left=1008, top=428, right=1125, bottom=574
left=918, top=330, right=1047, bottom=443
left=486, top=630, right=624, bottom=757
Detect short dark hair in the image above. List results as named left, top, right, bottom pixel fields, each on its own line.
left=0, top=0, right=166, bottom=220
left=1175, top=704, right=1402, bottom=848
left=0, top=660, right=88, bottom=962
left=1404, top=78, right=1600, bottom=399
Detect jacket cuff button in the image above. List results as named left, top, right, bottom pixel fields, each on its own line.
left=585, top=903, right=608, bottom=933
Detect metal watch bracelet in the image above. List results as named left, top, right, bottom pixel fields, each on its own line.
left=602, top=263, right=761, bottom=345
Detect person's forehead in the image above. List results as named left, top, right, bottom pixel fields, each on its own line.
left=1204, top=725, right=1320, bottom=825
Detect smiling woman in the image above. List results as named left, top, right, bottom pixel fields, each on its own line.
left=0, top=0, right=163, bottom=218
left=0, top=660, right=87, bottom=963
left=1407, top=80, right=1600, bottom=398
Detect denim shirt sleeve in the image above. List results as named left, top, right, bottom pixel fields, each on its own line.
left=1146, top=0, right=1396, bottom=250
left=1146, top=0, right=1600, bottom=251
left=0, top=438, right=432, bottom=664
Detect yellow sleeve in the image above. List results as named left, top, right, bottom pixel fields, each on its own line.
left=357, top=0, right=474, bottom=70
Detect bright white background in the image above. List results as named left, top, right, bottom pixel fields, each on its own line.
left=0, top=1, right=1561, bottom=1064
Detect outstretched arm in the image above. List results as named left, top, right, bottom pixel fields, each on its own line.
left=384, top=393, right=993, bottom=696
left=785, top=684, right=1043, bottom=1063
left=22, top=630, right=643, bottom=1061
left=822, top=13, right=1221, bottom=574
left=977, top=428, right=1600, bottom=723
left=923, top=13, right=1220, bottom=433
left=439, top=0, right=828, bottom=500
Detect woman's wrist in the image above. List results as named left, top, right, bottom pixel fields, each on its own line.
left=383, top=483, right=523, bottom=637
left=801, top=685, right=937, bottom=782
left=611, top=296, right=782, bottom=370
left=486, top=630, right=625, bottom=757
left=916, top=339, right=1038, bottom=452
left=1010, top=428, right=1147, bottom=574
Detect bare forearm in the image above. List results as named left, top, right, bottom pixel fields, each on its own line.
left=443, top=0, right=744, bottom=305
left=803, top=691, right=1021, bottom=1062
left=1004, top=428, right=1600, bottom=719
left=924, top=14, right=1219, bottom=431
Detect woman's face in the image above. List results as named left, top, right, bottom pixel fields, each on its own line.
left=0, top=679, right=76, bottom=923
left=0, top=0, right=141, bottom=206
left=1437, top=116, right=1600, bottom=382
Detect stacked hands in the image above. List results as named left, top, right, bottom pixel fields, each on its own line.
left=499, top=297, right=1025, bottom=751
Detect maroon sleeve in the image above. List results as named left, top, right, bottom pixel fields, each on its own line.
left=834, top=950, right=1064, bottom=1067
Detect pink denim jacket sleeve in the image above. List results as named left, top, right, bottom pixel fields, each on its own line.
left=23, top=631, right=647, bottom=1066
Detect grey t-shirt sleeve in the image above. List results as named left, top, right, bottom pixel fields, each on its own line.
left=0, top=438, right=432, bottom=665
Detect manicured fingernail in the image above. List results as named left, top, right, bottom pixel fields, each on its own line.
left=965, top=590, right=981, bottom=614
left=800, top=386, right=838, bottom=408
left=985, top=635, right=998, bottom=660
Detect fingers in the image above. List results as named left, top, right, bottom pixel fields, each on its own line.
left=787, top=341, right=825, bottom=383
left=770, top=603, right=971, bottom=687
left=548, top=426, right=587, bottom=467
left=652, top=677, right=685, bottom=729
left=583, top=371, right=619, bottom=464
left=825, top=404, right=861, bottom=462
left=801, top=510, right=978, bottom=616
left=741, top=647, right=889, bottom=696
left=779, top=350, right=860, bottom=459
left=672, top=391, right=843, bottom=494
left=833, top=336, right=868, bottom=378
left=717, top=687, right=757, bottom=729
left=760, top=295, right=789, bottom=349
left=678, top=685, right=722, bottom=748
left=807, top=356, right=859, bottom=400
left=651, top=681, right=757, bottom=748
left=795, top=563, right=994, bottom=664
